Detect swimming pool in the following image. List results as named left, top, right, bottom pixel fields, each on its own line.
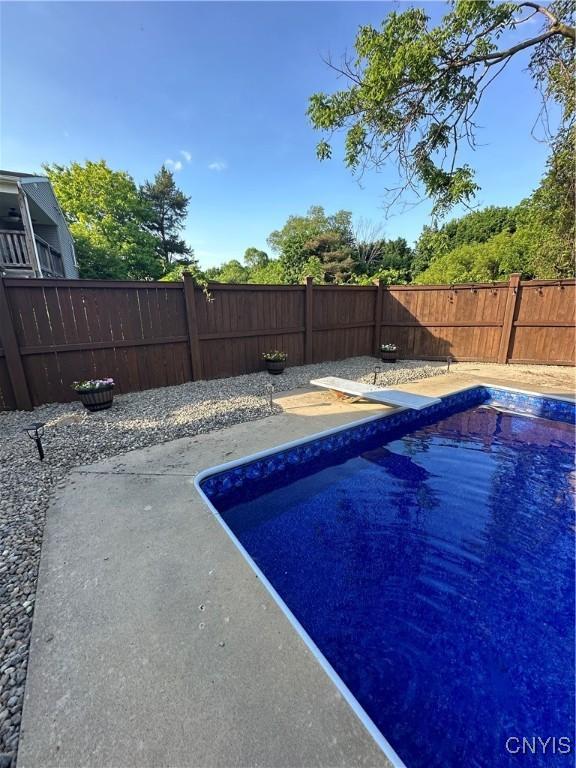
left=196, top=385, right=575, bottom=768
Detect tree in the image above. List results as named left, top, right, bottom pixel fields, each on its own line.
left=302, top=232, right=356, bottom=282
left=352, top=219, right=386, bottom=275
left=140, top=165, right=194, bottom=271
left=267, top=206, right=354, bottom=282
left=411, top=226, right=452, bottom=277
left=351, top=218, right=414, bottom=280
left=243, top=247, right=269, bottom=270
left=248, top=259, right=286, bottom=284
left=353, top=238, right=414, bottom=280
left=515, top=127, right=575, bottom=275
left=415, top=233, right=525, bottom=284
left=160, top=262, right=206, bottom=283
left=71, top=234, right=127, bottom=280
left=413, top=135, right=575, bottom=283
left=442, top=206, right=517, bottom=249
left=415, top=205, right=574, bottom=284
left=351, top=267, right=409, bottom=286
left=206, top=259, right=251, bottom=284
left=412, top=206, right=517, bottom=275
left=45, top=160, right=163, bottom=280
left=298, top=255, right=325, bottom=283
left=308, top=1, right=575, bottom=216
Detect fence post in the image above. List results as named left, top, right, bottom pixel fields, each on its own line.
left=305, top=276, right=314, bottom=364
left=183, top=274, right=203, bottom=381
left=498, top=273, right=521, bottom=364
left=0, top=277, right=33, bottom=410
left=373, top=279, right=383, bottom=357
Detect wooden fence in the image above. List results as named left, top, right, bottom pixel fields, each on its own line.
left=0, top=274, right=574, bottom=410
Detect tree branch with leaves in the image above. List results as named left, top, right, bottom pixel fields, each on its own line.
left=307, top=0, right=575, bottom=217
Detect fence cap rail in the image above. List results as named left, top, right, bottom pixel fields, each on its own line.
left=206, top=281, right=304, bottom=291
left=3, top=278, right=185, bottom=289
left=1, top=276, right=574, bottom=291
left=517, top=278, right=576, bottom=288
left=315, top=284, right=376, bottom=291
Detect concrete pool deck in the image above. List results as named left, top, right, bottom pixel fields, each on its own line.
left=18, top=367, right=575, bottom=768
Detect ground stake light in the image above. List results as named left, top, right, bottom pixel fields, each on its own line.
left=24, top=422, right=45, bottom=461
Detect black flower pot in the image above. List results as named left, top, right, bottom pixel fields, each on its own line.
left=265, top=360, right=286, bottom=375
left=77, top=384, right=115, bottom=412
left=380, top=351, right=398, bottom=363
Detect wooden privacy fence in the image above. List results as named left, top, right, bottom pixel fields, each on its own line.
left=0, top=274, right=574, bottom=410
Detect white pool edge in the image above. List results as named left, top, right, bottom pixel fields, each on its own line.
left=193, top=382, right=574, bottom=767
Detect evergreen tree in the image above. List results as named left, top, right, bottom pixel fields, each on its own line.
left=140, top=166, right=194, bottom=271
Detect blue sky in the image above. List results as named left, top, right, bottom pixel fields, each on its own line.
left=1, top=1, right=555, bottom=268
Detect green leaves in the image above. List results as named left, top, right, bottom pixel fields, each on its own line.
left=45, top=160, right=197, bottom=281
left=315, top=140, right=332, bottom=161
left=307, top=0, right=575, bottom=217
left=267, top=206, right=355, bottom=283
left=45, top=160, right=164, bottom=280
left=412, top=141, right=576, bottom=284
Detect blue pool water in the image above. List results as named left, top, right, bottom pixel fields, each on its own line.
left=201, top=389, right=575, bottom=767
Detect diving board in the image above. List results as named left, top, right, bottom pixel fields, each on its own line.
left=310, top=376, right=442, bottom=411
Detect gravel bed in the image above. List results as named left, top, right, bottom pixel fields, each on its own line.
left=0, top=356, right=445, bottom=765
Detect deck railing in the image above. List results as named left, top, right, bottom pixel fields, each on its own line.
left=0, top=230, right=31, bottom=270
left=0, top=230, right=65, bottom=277
left=35, top=235, right=65, bottom=278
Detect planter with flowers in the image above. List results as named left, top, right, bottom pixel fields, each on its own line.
left=380, top=343, right=398, bottom=363
left=72, top=378, right=115, bottom=412
left=262, top=350, right=287, bottom=375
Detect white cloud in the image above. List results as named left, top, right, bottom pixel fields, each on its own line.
left=165, top=158, right=183, bottom=171
left=180, top=149, right=192, bottom=163
left=208, top=160, right=227, bottom=172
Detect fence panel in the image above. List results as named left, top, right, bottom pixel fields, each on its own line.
left=3, top=279, right=191, bottom=405
left=508, top=280, right=576, bottom=365
left=380, top=284, right=509, bottom=361
left=0, top=275, right=573, bottom=411
left=196, top=284, right=306, bottom=379
left=312, top=286, right=376, bottom=363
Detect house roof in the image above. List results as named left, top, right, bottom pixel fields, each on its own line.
left=0, top=170, right=48, bottom=180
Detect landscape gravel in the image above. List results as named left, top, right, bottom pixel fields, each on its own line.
left=0, top=356, right=446, bottom=764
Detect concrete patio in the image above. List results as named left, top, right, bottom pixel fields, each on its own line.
left=17, top=367, right=575, bottom=768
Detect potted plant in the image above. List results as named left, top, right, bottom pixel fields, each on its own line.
left=262, top=350, right=287, bottom=375
left=380, top=343, right=398, bottom=363
left=72, top=378, right=115, bottom=412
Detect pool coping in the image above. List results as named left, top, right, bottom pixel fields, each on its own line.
left=193, top=382, right=575, bottom=768
left=196, top=382, right=575, bottom=485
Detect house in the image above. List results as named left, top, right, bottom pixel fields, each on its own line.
left=0, top=170, right=78, bottom=279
